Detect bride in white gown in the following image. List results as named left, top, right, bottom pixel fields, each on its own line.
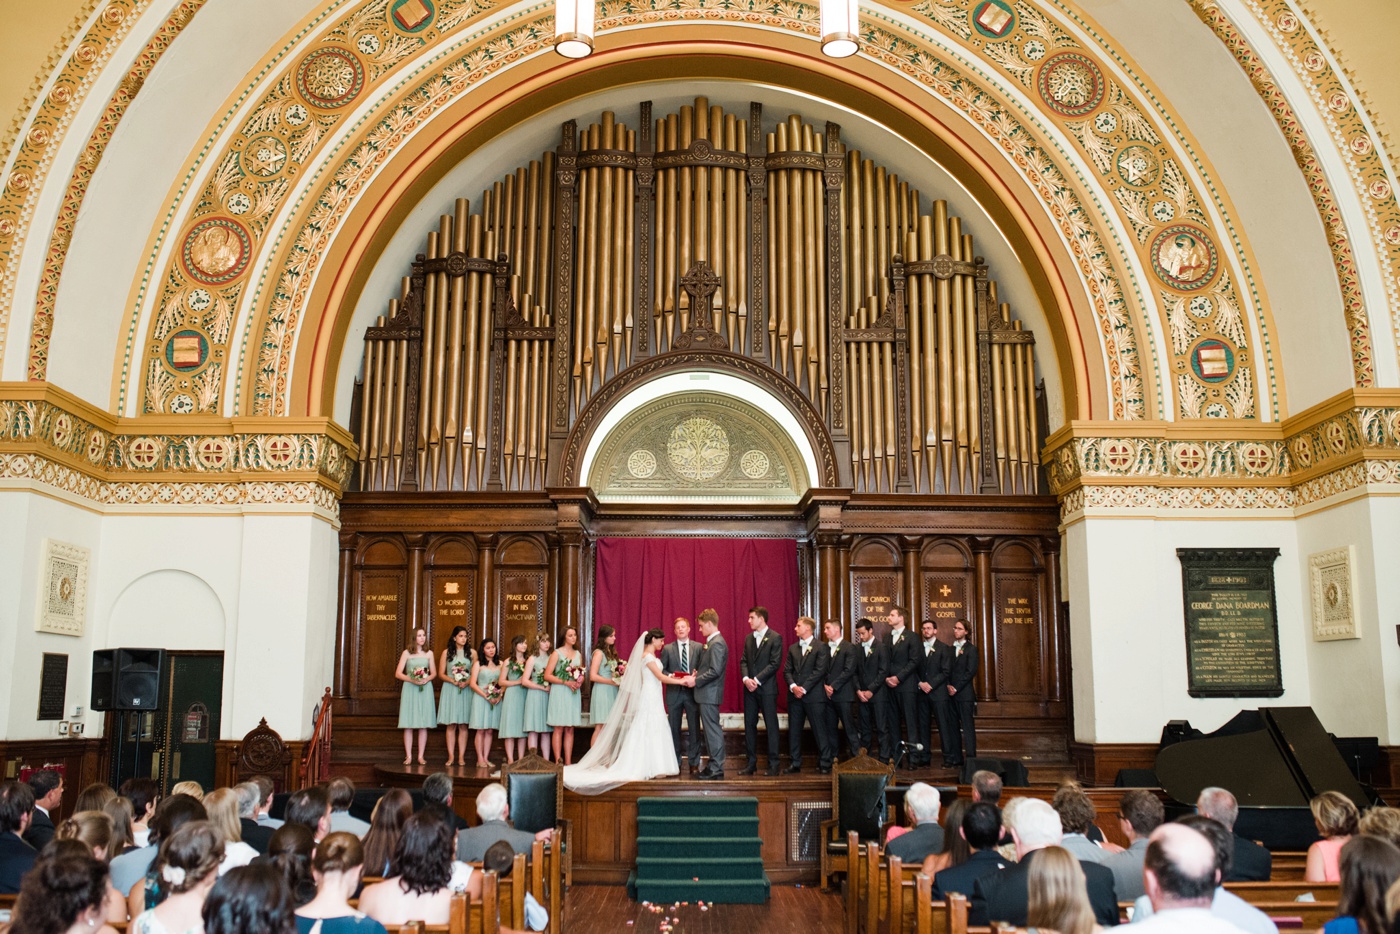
left=563, top=628, right=696, bottom=795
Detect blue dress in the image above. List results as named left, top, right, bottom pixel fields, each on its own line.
left=437, top=651, right=473, bottom=725
left=497, top=661, right=528, bottom=739
left=397, top=655, right=437, bottom=729
left=546, top=651, right=583, bottom=727
left=522, top=655, right=551, bottom=733
left=589, top=653, right=618, bottom=725
left=467, top=665, right=503, bottom=729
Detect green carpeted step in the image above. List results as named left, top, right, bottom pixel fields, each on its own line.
left=634, top=856, right=766, bottom=881
left=636, top=796, right=759, bottom=819
left=636, top=814, right=758, bottom=837
left=635, top=835, right=761, bottom=860
left=634, top=878, right=771, bottom=905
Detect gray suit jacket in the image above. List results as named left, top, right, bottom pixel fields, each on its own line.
left=455, top=819, right=538, bottom=862
left=692, top=634, right=728, bottom=706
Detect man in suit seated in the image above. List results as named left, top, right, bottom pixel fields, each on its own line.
left=1196, top=786, right=1271, bottom=882
left=884, top=782, right=944, bottom=863
left=933, top=802, right=1007, bottom=899
left=234, top=782, right=275, bottom=854
left=22, top=769, right=62, bottom=850
left=1102, top=788, right=1164, bottom=901
left=456, top=783, right=540, bottom=863
left=327, top=777, right=371, bottom=837
left=971, top=797, right=1119, bottom=927
left=0, top=780, right=37, bottom=895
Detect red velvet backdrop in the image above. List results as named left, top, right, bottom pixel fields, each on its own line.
left=594, top=537, right=800, bottom=713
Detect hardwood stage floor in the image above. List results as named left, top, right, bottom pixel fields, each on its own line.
left=561, top=884, right=843, bottom=933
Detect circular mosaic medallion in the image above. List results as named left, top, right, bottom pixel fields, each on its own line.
left=740, top=449, right=771, bottom=479
left=243, top=135, right=288, bottom=177
left=1093, top=112, right=1117, bottom=135
left=52, top=412, right=74, bottom=447
left=1151, top=200, right=1176, bottom=222
left=971, top=0, right=1014, bottom=38
left=1188, top=295, right=1213, bottom=318
left=128, top=437, right=163, bottom=468
left=1239, top=443, right=1274, bottom=474
left=1188, top=338, right=1234, bottom=384
left=187, top=288, right=212, bottom=312
left=284, top=103, right=309, bottom=127
left=1100, top=440, right=1135, bottom=471
left=667, top=417, right=729, bottom=482
left=1292, top=435, right=1314, bottom=468
left=1150, top=224, right=1219, bottom=291
left=86, top=429, right=107, bottom=464
left=1171, top=442, right=1206, bottom=474
left=1037, top=51, right=1105, bottom=118
left=356, top=33, right=381, bottom=55
left=1022, top=39, right=1045, bottom=61
left=627, top=449, right=657, bottom=478
left=181, top=217, right=251, bottom=285
left=196, top=437, right=233, bottom=470
left=264, top=435, right=298, bottom=467
left=390, top=0, right=436, bottom=32
left=226, top=192, right=251, bottom=215
left=1116, top=145, right=1159, bottom=187
left=169, top=394, right=196, bottom=415
left=165, top=329, right=211, bottom=373
left=295, top=47, right=365, bottom=110
left=1204, top=403, right=1228, bottom=419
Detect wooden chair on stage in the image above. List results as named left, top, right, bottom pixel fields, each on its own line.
left=821, top=749, right=894, bottom=890
left=500, top=752, right=568, bottom=932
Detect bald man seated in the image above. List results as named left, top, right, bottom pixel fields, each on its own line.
left=1129, top=823, right=1252, bottom=933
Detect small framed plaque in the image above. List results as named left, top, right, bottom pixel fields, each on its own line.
left=1309, top=547, right=1359, bottom=641
left=36, top=539, right=89, bottom=637
left=1178, top=548, right=1284, bottom=698
left=38, top=653, right=68, bottom=721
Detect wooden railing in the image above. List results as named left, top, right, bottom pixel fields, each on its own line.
left=301, top=686, right=333, bottom=787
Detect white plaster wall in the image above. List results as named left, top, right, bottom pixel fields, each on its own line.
left=1064, top=513, right=1316, bottom=743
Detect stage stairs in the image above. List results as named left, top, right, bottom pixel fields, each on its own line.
left=628, top=796, right=771, bottom=905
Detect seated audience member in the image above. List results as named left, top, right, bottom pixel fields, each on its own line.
left=0, top=780, right=39, bottom=895
left=103, top=798, right=137, bottom=857
left=74, top=784, right=116, bottom=815
left=421, top=773, right=467, bottom=832
left=53, top=812, right=126, bottom=923
left=327, top=779, right=371, bottom=838
left=971, top=769, right=1003, bottom=806
left=114, top=794, right=207, bottom=903
left=1133, top=823, right=1255, bottom=933
left=361, top=790, right=412, bottom=879
left=118, top=779, right=159, bottom=848
left=1307, top=791, right=1360, bottom=883
left=1027, top=845, right=1103, bottom=934
left=359, top=811, right=474, bottom=925
left=933, top=802, right=1007, bottom=900
left=1054, top=781, right=1109, bottom=865
left=24, top=770, right=63, bottom=850
left=1102, top=789, right=1164, bottom=901
left=131, top=821, right=222, bottom=934
left=1196, top=786, right=1271, bottom=882
left=884, top=782, right=944, bottom=863
left=971, top=798, right=1119, bottom=928
left=169, top=782, right=204, bottom=801
left=1322, top=836, right=1400, bottom=934
left=921, top=798, right=972, bottom=877
left=483, top=841, right=547, bottom=932
left=1129, top=816, right=1277, bottom=934
left=5, top=851, right=120, bottom=934
left=295, top=832, right=388, bottom=934
left=252, top=776, right=284, bottom=829
left=203, top=863, right=296, bottom=934
left=263, top=823, right=318, bottom=906
left=456, top=784, right=538, bottom=863
left=285, top=787, right=333, bottom=843
left=1358, top=806, right=1400, bottom=850
left=202, top=788, right=259, bottom=875
left=233, top=782, right=274, bottom=855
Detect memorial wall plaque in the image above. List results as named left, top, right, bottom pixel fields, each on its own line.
left=1178, top=548, right=1283, bottom=698
left=38, top=653, right=67, bottom=721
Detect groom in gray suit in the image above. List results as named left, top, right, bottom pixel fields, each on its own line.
left=692, top=608, right=729, bottom=780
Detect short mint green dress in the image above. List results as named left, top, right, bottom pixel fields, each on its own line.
left=437, top=651, right=473, bottom=725
left=467, top=665, right=502, bottom=729
left=398, top=656, right=437, bottom=728
left=522, top=656, right=551, bottom=733
left=589, top=653, right=618, bottom=725
left=546, top=652, right=583, bottom=727
left=497, top=662, right=528, bottom=739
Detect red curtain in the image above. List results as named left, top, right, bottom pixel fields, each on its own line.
left=593, top=537, right=800, bottom=713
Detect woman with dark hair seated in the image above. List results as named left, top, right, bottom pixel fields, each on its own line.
left=358, top=810, right=479, bottom=925
left=1324, top=835, right=1400, bottom=934
left=359, top=790, right=411, bottom=880
left=295, top=832, right=388, bottom=933
left=263, top=823, right=318, bottom=907
left=918, top=797, right=971, bottom=876
left=202, top=863, right=296, bottom=934
left=131, top=821, right=223, bottom=934
left=5, top=851, right=121, bottom=934
left=114, top=794, right=207, bottom=904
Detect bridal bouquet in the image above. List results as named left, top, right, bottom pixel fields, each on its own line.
left=485, top=682, right=504, bottom=704
left=449, top=660, right=471, bottom=686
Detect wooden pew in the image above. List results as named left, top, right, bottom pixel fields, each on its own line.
left=887, top=855, right=947, bottom=934
left=1225, top=880, right=1340, bottom=903
left=1255, top=900, right=1339, bottom=929
left=1269, top=851, right=1307, bottom=881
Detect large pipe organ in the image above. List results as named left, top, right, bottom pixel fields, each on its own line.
left=338, top=98, right=1065, bottom=762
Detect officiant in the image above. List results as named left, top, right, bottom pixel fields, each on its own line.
left=660, top=617, right=702, bottom=772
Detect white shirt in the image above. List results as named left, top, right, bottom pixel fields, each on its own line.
left=923, top=640, right=936, bottom=653
left=862, top=639, right=874, bottom=655
left=829, top=638, right=842, bottom=655
left=954, top=640, right=966, bottom=655
left=676, top=640, right=691, bottom=671
left=754, top=627, right=769, bottom=644
left=890, top=626, right=905, bottom=643
left=799, top=638, right=811, bottom=654
left=219, top=840, right=258, bottom=875
left=1129, top=907, right=1252, bottom=934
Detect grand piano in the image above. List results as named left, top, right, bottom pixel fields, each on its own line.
left=1154, top=707, right=1375, bottom=849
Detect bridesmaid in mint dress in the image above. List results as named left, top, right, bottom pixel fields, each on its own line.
left=396, top=628, right=437, bottom=765
left=437, top=626, right=475, bottom=767
left=467, top=639, right=502, bottom=768
left=544, top=626, right=584, bottom=764
left=587, top=625, right=621, bottom=727
left=521, top=633, right=554, bottom=760
left=497, top=634, right=530, bottom=764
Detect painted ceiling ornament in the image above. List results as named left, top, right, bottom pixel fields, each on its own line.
left=971, top=0, right=1014, bottom=39
left=627, top=449, right=657, bottom=478
left=1036, top=51, right=1106, bottom=118
left=1150, top=224, right=1220, bottom=291
left=295, top=46, right=365, bottom=110
left=1188, top=337, right=1235, bottom=384
left=181, top=217, right=251, bottom=285
left=165, top=329, right=210, bottom=373
left=1116, top=145, right=1159, bottom=187
left=740, top=449, right=771, bottom=479
left=243, top=135, right=288, bottom=177
left=390, top=0, right=436, bottom=32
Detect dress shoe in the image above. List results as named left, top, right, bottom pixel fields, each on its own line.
left=767, top=765, right=782, bottom=776
left=818, top=767, right=832, bottom=775
left=738, top=765, right=758, bottom=776
left=697, top=770, right=722, bottom=781
left=783, top=764, right=802, bottom=774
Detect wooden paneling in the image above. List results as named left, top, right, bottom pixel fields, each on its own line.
left=0, top=738, right=103, bottom=820
left=1070, top=741, right=1160, bottom=786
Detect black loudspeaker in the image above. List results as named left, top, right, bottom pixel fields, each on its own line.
left=962, top=756, right=1030, bottom=787
left=91, top=648, right=166, bottom=711
left=1115, top=768, right=1160, bottom=788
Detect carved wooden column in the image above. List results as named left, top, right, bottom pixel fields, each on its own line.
left=406, top=533, right=428, bottom=636
left=974, top=262, right=998, bottom=494
left=546, top=121, right=579, bottom=483
left=1044, top=537, right=1065, bottom=704
left=816, top=532, right=841, bottom=626
left=334, top=529, right=356, bottom=698
left=634, top=101, right=655, bottom=360
left=822, top=122, right=853, bottom=487
left=485, top=254, right=511, bottom=491
left=837, top=536, right=852, bottom=636
left=549, top=488, right=595, bottom=639
left=901, top=536, right=921, bottom=622
left=971, top=536, right=996, bottom=701
left=476, top=533, right=497, bottom=643
left=746, top=101, right=768, bottom=361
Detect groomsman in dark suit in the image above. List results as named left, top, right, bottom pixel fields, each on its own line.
left=822, top=619, right=859, bottom=769
left=946, top=619, right=979, bottom=764
left=740, top=606, right=784, bottom=775
left=883, top=605, right=919, bottom=764
left=915, top=619, right=954, bottom=767
left=783, top=616, right=829, bottom=773
left=853, top=618, right=892, bottom=761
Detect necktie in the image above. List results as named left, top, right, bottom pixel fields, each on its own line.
left=680, top=641, right=689, bottom=672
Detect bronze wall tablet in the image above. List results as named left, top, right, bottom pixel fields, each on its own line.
left=1177, top=548, right=1283, bottom=698
left=39, top=653, right=68, bottom=721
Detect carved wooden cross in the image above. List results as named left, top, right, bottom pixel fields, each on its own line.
left=674, top=261, right=729, bottom=350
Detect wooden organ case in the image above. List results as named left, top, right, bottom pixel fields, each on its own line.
left=337, top=99, right=1067, bottom=762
